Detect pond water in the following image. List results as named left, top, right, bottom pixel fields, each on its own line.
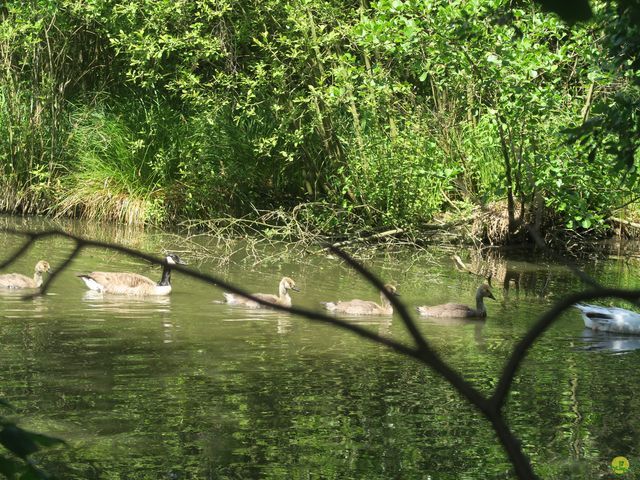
left=0, top=215, right=639, bottom=479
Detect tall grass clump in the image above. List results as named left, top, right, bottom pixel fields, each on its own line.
left=0, top=2, right=110, bottom=216
left=56, top=104, right=168, bottom=225
left=0, top=45, right=59, bottom=215
left=175, top=106, right=317, bottom=220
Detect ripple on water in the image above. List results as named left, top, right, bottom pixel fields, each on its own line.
left=1, top=219, right=639, bottom=479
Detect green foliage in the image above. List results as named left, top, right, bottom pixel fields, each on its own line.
left=0, top=0, right=113, bottom=214
left=566, top=1, right=640, bottom=190
left=350, top=0, right=611, bottom=233
left=336, top=111, right=455, bottom=225
left=0, top=0, right=637, bottom=238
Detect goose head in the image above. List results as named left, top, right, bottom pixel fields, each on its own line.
left=35, top=260, right=51, bottom=273
left=477, top=283, right=495, bottom=300
left=164, top=254, right=187, bottom=266
left=380, top=284, right=399, bottom=307
left=281, top=277, right=300, bottom=292
left=384, top=284, right=400, bottom=297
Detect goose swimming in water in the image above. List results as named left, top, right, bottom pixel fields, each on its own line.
left=77, top=253, right=185, bottom=296
left=416, top=284, right=495, bottom=318
left=574, top=303, right=640, bottom=335
left=321, top=284, right=400, bottom=316
left=222, top=277, right=300, bottom=308
left=0, top=260, right=50, bottom=289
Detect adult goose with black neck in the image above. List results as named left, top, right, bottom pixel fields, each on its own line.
left=77, top=254, right=186, bottom=296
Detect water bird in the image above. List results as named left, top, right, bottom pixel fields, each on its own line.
left=222, top=277, right=300, bottom=308
left=0, top=260, right=50, bottom=289
left=416, top=284, right=495, bottom=318
left=574, top=303, right=640, bottom=335
left=77, top=253, right=186, bottom=296
left=321, top=284, right=400, bottom=315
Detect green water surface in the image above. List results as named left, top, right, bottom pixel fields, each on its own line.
left=0, top=216, right=638, bottom=479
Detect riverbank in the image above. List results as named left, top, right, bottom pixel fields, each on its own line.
left=5, top=197, right=640, bottom=267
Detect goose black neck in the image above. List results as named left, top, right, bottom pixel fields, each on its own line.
left=475, top=296, right=487, bottom=316
left=158, top=263, right=172, bottom=286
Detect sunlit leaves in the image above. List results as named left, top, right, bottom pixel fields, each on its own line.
left=0, top=0, right=633, bottom=232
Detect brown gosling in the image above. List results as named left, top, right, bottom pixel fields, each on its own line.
left=321, top=284, right=400, bottom=316
left=223, top=277, right=300, bottom=308
left=77, top=254, right=186, bottom=296
left=0, top=260, right=51, bottom=289
left=416, top=284, right=495, bottom=318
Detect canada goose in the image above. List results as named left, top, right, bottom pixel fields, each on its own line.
left=321, top=284, right=400, bottom=315
left=77, top=253, right=186, bottom=296
left=222, top=276, right=300, bottom=308
left=574, top=304, right=640, bottom=335
left=417, top=284, right=495, bottom=318
left=0, top=260, right=50, bottom=289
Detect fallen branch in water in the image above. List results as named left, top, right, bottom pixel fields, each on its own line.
left=319, top=228, right=405, bottom=252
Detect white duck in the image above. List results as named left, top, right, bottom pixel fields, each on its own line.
left=574, top=303, right=640, bottom=335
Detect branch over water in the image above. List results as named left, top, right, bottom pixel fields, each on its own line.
left=2, top=227, right=637, bottom=479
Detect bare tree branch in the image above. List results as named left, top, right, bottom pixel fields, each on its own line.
left=0, top=235, right=38, bottom=271
left=492, top=287, right=640, bottom=411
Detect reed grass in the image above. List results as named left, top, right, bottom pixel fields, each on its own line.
left=54, top=105, right=165, bottom=225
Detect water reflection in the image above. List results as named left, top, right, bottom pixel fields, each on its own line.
left=578, top=328, right=640, bottom=354
left=328, top=315, right=394, bottom=338
left=2, top=216, right=640, bottom=479
left=218, top=305, right=294, bottom=335
left=81, top=290, right=172, bottom=306
left=418, top=316, right=487, bottom=350
left=0, top=287, right=39, bottom=299
left=454, top=248, right=554, bottom=300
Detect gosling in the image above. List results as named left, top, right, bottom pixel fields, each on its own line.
left=0, top=260, right=51, bottom=289
left=222, top=276, right=300, bottom=308
left=321, top=284, right=399, bottom=316
left=416, top=284, right=495, bottom=318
